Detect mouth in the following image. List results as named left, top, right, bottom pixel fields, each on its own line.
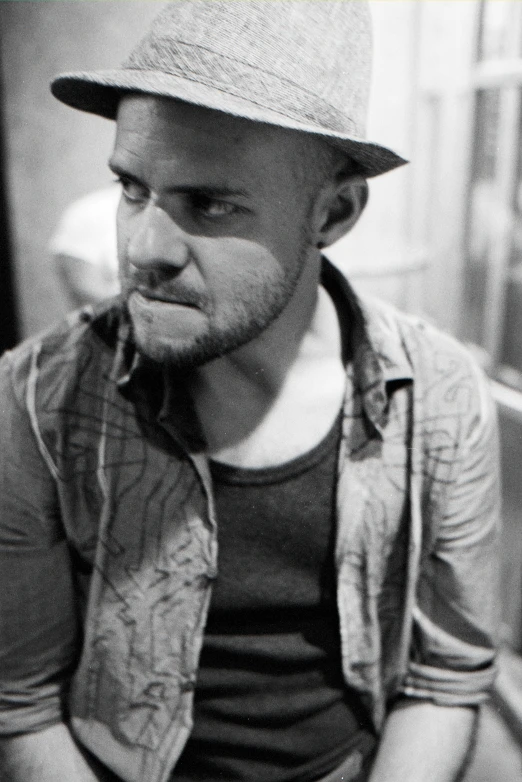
left=132, top=288, right=200, bottom=309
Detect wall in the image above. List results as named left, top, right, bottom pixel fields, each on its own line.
left=408, top=0, right=480, bottom=333
left=0, top=1, right=161, bottom=336
left=328, top=0, right=420, bottom=309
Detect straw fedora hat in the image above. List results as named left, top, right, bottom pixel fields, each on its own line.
left=51, top=0, right=407, bottom=178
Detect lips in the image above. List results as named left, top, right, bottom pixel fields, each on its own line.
left=133, top=288, right=200, bottom=308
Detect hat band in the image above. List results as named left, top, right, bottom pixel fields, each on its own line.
left=124, top=38, right=358, bottom=136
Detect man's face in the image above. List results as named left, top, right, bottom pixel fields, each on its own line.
left=111, top=95, right=318, bottom=367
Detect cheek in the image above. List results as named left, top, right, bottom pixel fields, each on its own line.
left=201, top=240, right=284, bottom=300
left=116, top=216, right=130, bottom=276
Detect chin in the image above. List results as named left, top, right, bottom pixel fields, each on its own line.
left=132, top=318, right=268, bottom=369
left=133, top=333, right=203, bottom=368
left=128, top=289, right=290, bottom=368
left=131, top=326, right=223, bottom=369
left=128, top=307, right=209, bottom=367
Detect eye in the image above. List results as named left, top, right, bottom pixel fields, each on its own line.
left=115, top=175, right=149, bottom=204
left=191, top=193, right=241, bottom=219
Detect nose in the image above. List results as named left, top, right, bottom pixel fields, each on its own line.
left=125, top=204, right=190, bottom=272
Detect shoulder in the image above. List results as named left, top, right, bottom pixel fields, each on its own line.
left=0, top=301, right=122, bottom=409
left=360, top=294, right=468, bottom=357
left=360, top=293, right=483, bottom=378
left=357, top=294, right=495, bottom=438
left=325, top=259, right=492, bottom=433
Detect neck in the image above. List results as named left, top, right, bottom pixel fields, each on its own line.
left=187, top=255, right=346, bottom=465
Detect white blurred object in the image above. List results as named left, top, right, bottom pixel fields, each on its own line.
left=50, top=184, right=120, bottom=307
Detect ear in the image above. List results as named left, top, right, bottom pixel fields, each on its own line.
left=314, top=174, right=369, bottom=249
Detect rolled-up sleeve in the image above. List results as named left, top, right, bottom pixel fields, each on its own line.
left=404, top=361, right=501, bottom=705
left=0, top=351, right=79, bottom=734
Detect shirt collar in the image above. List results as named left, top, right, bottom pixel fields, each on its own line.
left=108, top=306, right=206, bottom=451
left=321, top=259, right=413, bottom=434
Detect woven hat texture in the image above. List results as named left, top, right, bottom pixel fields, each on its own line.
left=51, top=0, right=407, bottom=177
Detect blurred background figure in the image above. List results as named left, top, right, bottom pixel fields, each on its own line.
left=50, top=183, right=120, bottom=308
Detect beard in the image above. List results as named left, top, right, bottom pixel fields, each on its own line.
left=124, top=243, right=310, bottom=370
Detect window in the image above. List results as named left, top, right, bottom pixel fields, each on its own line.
left=462, top=0, right=522, bottom=389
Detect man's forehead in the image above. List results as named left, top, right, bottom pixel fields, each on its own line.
left=115, top=93, right=289, bottom=150
left=112, top=93, right=309, bottom=188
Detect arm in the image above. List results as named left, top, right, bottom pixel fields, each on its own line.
left=367, top=347, right=498, bottom=782
left=0, top=724, right=110, bottom=782
left=0, top=355, right=83, bottom=773
left=368, top=700, right=477, bottom=782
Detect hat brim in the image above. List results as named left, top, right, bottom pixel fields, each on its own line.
left=51, top=69, right=408, bottom=178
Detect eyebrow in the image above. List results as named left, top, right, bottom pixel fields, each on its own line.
left=108, top=161, right=250, bottom=199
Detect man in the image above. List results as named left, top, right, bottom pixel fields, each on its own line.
left=0, top=3, right=500, bottom=782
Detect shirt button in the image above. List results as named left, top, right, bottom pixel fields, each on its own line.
left=181, top=677, right=196, bottom=693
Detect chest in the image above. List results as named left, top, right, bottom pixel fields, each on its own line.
left=52, top=372, right=413, bottom=585
left=209, top=415, right=341, bottom=612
